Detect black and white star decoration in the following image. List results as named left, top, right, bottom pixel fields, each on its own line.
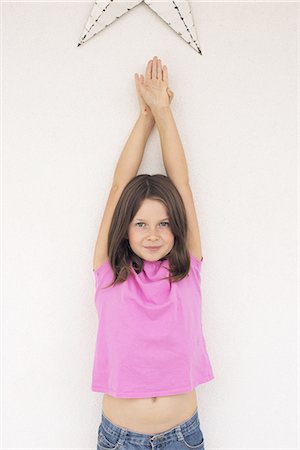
left=77, top=0, right=202, bottom=54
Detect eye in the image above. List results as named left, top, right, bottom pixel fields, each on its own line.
left=135, top=221, right=169, bottom=228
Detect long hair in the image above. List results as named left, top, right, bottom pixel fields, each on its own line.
left=103, top=174, right=191, bottom=289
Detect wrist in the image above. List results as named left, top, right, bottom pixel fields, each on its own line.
left=139, top=111, right=155, bottom=125
left=152, top=105, right=172, bottom=122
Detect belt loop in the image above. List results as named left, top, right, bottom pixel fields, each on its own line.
left=118, top=428, right=128, bottom=446
left=175, top=424, right=184, bottom=442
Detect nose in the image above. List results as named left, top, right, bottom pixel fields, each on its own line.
left=147, top=230, right=161, bottom=241
left=147, top=236, right=160, bottom=242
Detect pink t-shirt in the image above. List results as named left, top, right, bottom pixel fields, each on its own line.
left=91, top=252, right=214, bottom=398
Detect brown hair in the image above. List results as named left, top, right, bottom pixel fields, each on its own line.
left=103, top=174, right=191, bottom=289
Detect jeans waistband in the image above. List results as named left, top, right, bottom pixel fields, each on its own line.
left=100, top=408, right=200, bottom=446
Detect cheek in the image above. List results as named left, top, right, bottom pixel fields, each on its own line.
left=128, top=228, right=142, bottom=242
left=162, top=229, right=174, bottom=242
left=165, top=228, right=174, bottom=236
left=169, top=233, right=175, bottom=243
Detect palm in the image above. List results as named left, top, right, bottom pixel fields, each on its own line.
left=141, top=82, right=169, bottom=109
left=135, top=57, right=173, bottom=115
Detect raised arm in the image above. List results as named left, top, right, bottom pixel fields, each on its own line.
left=93, top=113, right=154, bottom=270
left=112, top=113, right=155, bottom=187
left=154, top=106, right=203, bottom=261
left=153, top=106, right=189, bottom=186
left=139, top=56, right=203, bottom=260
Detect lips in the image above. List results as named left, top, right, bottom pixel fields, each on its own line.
left=146, top=246, right=161, bottom=250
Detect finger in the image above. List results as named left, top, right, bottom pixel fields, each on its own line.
left=146, top=59, right=152, bottom=81
left=153, top=56, right=158, bottom=79
left=134, top=73, right=139, bottom=81
left=134, top=73, right=140, bottom=88
left=157, top=59, right=162, bottom=81
left=162, top=65, right=168, bottom=84
left=139, top=81, right=146, bottom=97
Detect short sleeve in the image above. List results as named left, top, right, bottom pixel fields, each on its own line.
left=92, top=260, right=110, bottom=290
left=189, top=252, right=203, bottom=282
left=189, top=252, right=203, bottom=266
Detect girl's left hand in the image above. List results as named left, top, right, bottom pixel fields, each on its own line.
left=135, top=59, right=174, bottom=118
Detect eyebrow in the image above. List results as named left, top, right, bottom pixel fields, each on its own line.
left=134, top=217, right=169, bottom=221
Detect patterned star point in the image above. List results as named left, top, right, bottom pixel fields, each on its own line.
left=78, top=0, right=201, bottom=54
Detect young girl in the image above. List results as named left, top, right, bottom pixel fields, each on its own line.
left=92, top=56, right=214, bottom=450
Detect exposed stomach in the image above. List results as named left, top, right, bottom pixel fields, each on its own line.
left=102, top=389, right=198, bottom=434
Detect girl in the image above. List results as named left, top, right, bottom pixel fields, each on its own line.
left=92, top=56, right=214, bottom=450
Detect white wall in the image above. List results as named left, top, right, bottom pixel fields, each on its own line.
left=3, top=2, right=298, bottom=449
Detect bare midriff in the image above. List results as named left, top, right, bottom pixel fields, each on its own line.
left=102, top=389, right=198, bottom=434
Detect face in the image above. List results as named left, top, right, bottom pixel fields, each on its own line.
left=127, top=198, right=174, bottom=261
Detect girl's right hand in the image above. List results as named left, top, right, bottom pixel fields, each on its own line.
left=138, top=56, right=173, bottom=113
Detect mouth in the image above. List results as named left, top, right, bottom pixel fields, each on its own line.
left=145, top=246, right=161, bottom=251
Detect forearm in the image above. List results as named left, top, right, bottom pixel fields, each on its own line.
left=152, top=106, right=189, bottom=186
left=113, top=113, right=155, bottom=187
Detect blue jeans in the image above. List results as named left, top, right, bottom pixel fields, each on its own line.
left=97, top=408, right=205, bottom=449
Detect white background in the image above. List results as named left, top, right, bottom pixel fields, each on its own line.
left=2, top=1, right=298, bottom=449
